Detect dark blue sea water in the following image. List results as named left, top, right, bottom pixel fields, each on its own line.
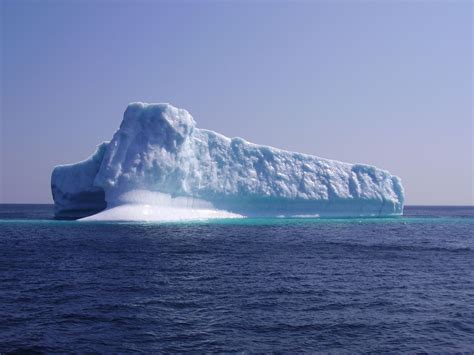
left=1, top=205, right=473, bottom=352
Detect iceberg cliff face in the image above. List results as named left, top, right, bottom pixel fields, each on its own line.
left=51, top=143, right=108, bottom=219
left=51, top=103, right=404, bottom=220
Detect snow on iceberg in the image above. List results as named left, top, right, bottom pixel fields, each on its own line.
left=51, top=102, right=404, bottom=221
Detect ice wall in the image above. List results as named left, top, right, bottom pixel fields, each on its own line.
left=51, top=143, right=108, bottom=219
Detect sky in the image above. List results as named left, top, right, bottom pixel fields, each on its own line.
left=1, top=0, right=473, bottom=205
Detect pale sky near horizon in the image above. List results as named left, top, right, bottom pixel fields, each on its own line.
left=1, top=0, right=473, bottom=205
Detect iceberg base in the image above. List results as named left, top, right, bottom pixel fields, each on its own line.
left=80, top=204, right=243, bottom=222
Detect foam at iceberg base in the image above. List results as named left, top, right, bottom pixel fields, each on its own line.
left=51, top=102, right=404, bottom=221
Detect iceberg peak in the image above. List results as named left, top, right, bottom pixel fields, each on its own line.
left=121, top=102, right=196, bottom=140
left=51, top=102, right=404, bottom=221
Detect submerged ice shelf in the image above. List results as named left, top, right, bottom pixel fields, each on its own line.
left=51, top=102, right=404, bottom=221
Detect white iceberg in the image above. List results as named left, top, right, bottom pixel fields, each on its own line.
left=51, top=102, right=404, bottom=221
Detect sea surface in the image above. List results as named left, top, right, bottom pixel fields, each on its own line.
left=0, top=205, right=473, bottom=353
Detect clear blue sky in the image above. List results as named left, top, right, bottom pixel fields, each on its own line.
left=1, top=0, right=472, bottom=205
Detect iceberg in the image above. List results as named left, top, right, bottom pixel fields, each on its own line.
left=51, top=102, right=404, bottom=221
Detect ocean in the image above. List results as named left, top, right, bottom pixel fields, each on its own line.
left=0, top=205, right=473, bottom=352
